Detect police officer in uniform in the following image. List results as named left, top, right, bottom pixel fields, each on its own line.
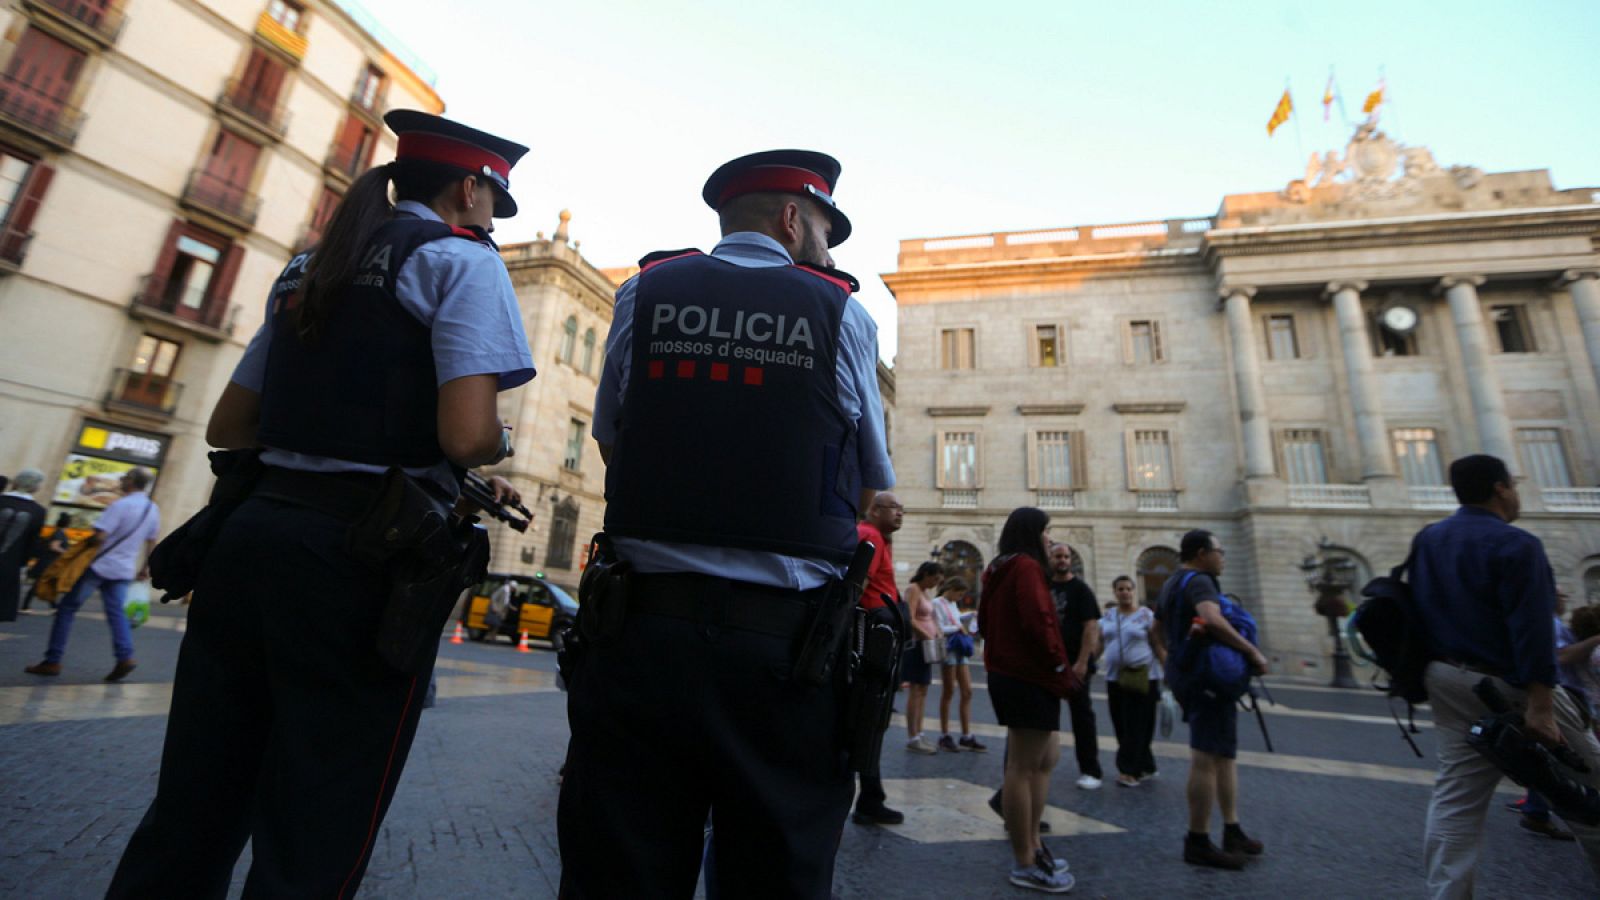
left=106, top=111, right=535, bottom=898
left=560, top=151, right=893, bottom=897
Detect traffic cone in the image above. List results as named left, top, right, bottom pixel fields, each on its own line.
left=518, top=631, right=532, bottom=653
left=449, top=622, right=465, bottom=645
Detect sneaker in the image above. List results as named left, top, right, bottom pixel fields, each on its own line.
left=938, top=734, right=960, bottom=753
left=1034, top=846, right=1069, bottom=872
left=1139, top=770, right=1159, bottom=781
left=1008, top=864, right=1074, bottom=893
left=906, top=736, right=937, bottom=755
left=1074, top=774, right=1102, bottom=791
left=1520, top=816, right=1576, bottom=841
left=1184, top=835, right=1246, bottom=870
left=959, top=735, right=988, bottom=752
left=1221, top=824, right=1264, bottom=856
left=1505, top=797, right=1530, bottom=813
left=24, top=661, right=61, bottom=676
left=852, top=804, right=905, bottom=826
left=1116, top=774, right=1140, bottom=787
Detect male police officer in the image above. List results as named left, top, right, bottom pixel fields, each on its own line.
left=562, top=151, right=892, bottom=898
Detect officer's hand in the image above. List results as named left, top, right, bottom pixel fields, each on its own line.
left=488, top=475, right=521, bottom=506
left=1525, top=706, right=1566, bottom=748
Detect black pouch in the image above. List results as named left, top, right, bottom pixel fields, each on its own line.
left=148, top=449, right=265, bottom=603
left=576, top=533, right=630, bottom=643
left=376, top=518, right=489, bottom=674
left=346, top=468, right=445, bottom=568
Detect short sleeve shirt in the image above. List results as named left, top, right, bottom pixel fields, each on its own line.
left=1158, top=569, right=1221, bottom=657
left=1052, top=578, right=1100, bottom=661
left=88, top=491, right=160, bottom=581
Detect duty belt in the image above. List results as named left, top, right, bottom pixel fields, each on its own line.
left=253, top=466, right=386, bottom=522
left=628, top=572, right=824, bottom=639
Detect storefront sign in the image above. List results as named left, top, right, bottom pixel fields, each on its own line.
left=51, top=420, right=170, bottom=511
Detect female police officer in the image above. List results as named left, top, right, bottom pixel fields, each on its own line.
left=106, top=111, right=535, bottom=899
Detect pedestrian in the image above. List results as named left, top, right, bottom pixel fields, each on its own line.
left=104, top=110, right=535, bottom=898
left=1566, top=604, right=1600, bottom=722
left=932, top=575, right=985, bottom=751
left=903, top=560, right=942, bottom=755
left=1155, top=528, right=1268, bottom=869
left=22, top=512, right=72, bottom=610
left=851, top=491, right=909, bottom=824
left=1101, top=574, right=1166, bottom=786
left=0, top=468, right=47, bottom=622
left=1415, top=455, right=1600, bottom=898
left=24, top=468, right=158, bottom=678
left=1510, top=589, right=1595, bottom=841
left=562, top=149, right=892, bottom=898
left=981, top=507, right=1077, bottom=893
left=1049, top=542, right=1104, bottom=790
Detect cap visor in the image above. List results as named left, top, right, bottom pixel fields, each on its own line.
left=826, top=207, right=851, bottom=247
left=493, top=185, right=517, bottom=219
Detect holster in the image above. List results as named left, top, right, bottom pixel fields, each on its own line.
left=793, top=541, right=876, bottom=686
left=560, top=533, right=631, bottom=688
left=350, top=469, right=491, bottom=674
left=148, top=449, right=265, bottom=603
left=842, top=599, right=905, bottom=774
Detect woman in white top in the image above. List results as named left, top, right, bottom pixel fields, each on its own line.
left=1100, top=575, right=1167, bottom=787
left=932, top=576, right=987, bottom=752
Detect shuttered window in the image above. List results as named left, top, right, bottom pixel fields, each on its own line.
left=1126, top=319, right=1164, bottom=364
left=1126, top=430, right=1176, bottom=491
left=937, top=431, right=979, bottom=489
left=940, top=328, right=975, bottom=370
left=1265, top=315, right=1300, bottom=360
left=1517, top=428, right=1573, bottom=488
left=1028, top=430, right=1086, bottom=490
left=1279, top=429, right=1328, bottom=483
left=1393, top=428, right=1444, bottom=485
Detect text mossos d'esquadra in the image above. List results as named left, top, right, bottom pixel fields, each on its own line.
left=649, top=304, right=818, bottom=370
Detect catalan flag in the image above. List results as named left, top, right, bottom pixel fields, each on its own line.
left=1266, top=89, right=1293, bottom=136
left=1363, top=82, right=1384, bottom=114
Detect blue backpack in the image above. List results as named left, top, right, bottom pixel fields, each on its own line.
left=1166, top=571, right=1258, bottom=704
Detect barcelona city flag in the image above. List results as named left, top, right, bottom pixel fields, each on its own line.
left=1266, top=89, right=1293, bottom=136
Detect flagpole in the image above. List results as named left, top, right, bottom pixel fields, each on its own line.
left=1290, top=75, right=1305, bottom=169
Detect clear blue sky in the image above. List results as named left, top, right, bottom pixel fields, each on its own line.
left=367, top=0, right=1600, bottom=362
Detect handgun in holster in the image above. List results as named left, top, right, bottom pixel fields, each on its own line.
left=793, top=541, right=877, bottom=686
left=349, top=468, right=491, bottom=675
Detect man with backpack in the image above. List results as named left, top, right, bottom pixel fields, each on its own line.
left=1412, top=455, right=1600, bottom=898
left=1155, top=529, right=1269, bottom=869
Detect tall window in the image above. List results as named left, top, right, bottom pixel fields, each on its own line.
left=1393, top=428, right=1444, bottom=485
left=234, top=49, right=287, bottom=114
left=560, top=316, right=577, bottom=364
left=545, top=500, right=578, bottom=569
left=266, top=0, right=303, bottom=32
left=0, top=153, right=32, bottom=223
left=353, top=65, right=384, bottom=110
left=119, top=334, right=181, bottom=409
left=937, top=431, right=978, bottom=489
left=0, top=28, right=85, bottom=135
left=1490, top=305, right=1536, bottom=353
left=329, top=113, right=377, bottom=177
left=581, top=328, right=596, bottom=374
left=168, top=236, right=221, bottom=311
left=1127, top=430, right=1175, bottom=490
left=1126, top=319, right=1164, bottom=364
left=1030, top=430, right=1083, bottom=489
left=563, top=419, right=585, bottom=472
left=1034, top=324, right=1060, bottom=367
left=1279, top=429, right=1328, bottom=483
left=1517, top=428, right=1572, bottom=487
left=940, top=328, right=975, bottom=370
left=1265, top=315, right=1300, bottom=360
left=304, top=187, right=339, bottom=246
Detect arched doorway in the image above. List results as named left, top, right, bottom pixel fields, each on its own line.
left=938, top=540, right=984, bottom=606
left=1135, top=546, right=1180, bottom=607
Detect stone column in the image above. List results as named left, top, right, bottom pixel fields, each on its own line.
left=1220, top=286, right=1275, bottom=479
left=1325, top=281, right=1395, bottom=480
left=1439, top=275, right=1516, bottom=465
left=1561, top=270, right=1600, bottom=399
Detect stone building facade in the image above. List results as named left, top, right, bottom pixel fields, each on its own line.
left=0, top=0, right=442, bottom=530
left=882, top=123, right=1600, bottom=675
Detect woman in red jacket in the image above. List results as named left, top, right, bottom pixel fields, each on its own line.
left=981, top=506, right=1078, bottom=894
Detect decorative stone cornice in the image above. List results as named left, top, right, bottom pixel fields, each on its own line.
left=926, top=406, right=991, bottom=417
left=1557, top=269, right=1600, bottom=287
left=1111, top=401, right=1186, bottom=414
left=1017, top=403, right=1085, bottom=416
left=1322, top=280, right=1369, bottom=300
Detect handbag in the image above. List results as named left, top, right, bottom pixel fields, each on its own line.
left=919, top=638, right=942, bottom=664
left=1112, top=608, right=1152, bottom=694
left=1159, top=690, right=1178, bottom=738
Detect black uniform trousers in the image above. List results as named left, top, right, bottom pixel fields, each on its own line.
left=558, top=576, right=852, bottom=899
left=106, top=496, right=430, bottom=899
left=851, top=602, right=902, bottom=814
left=1106, top=678, right=1161, bottom=778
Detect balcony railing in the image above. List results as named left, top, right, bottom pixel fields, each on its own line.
left=216, top=78, right=289, bottom=140
left=181, top=169, right=260, bottom=229
left=23, top=0, right=126, bottom=47
left=941, top=489, right=978, bottom=509
left=0, top=227, right=32, bottom=270
left=104, top=368, right=182, bottom=418
left=1036, top=489, right=1076, bottom=511
left=324, top=143, right=369, bottom=182
left=131, top=273, right=233, bottom=338
left=349, top=84, right=385, bottom=118
left=1136, top=491, right=1180, bottom=512
left=1408, top=485, right=1458, bottom=510
left=1288, top=483, right=1373, bottom=509
left=1543, top=488, right=1600, bottom=514
left=0, top=75, right=83, bottom=149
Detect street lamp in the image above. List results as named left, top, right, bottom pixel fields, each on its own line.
left=1297, top=538, right=1360, bottom=689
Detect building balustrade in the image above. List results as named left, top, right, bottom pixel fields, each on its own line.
left=1288, top=484, right=1373, bottom=509
left=1035, top=490, right=1075, bottom=511
left=1542, top=488, right=1600, bottom=514
left=1407, top=485, right=1458, bottom=510
left=1135, top=491, right=1180, bottom=512
left=941, top=489, right=978, bottom=509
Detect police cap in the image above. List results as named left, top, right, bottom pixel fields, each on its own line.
left=384, top=109, right=529, bottom=218
left=702, top=149, right=851, bottom=247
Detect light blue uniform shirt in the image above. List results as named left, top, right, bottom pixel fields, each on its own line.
left=593, top=231, right=894, bottom=589
left=232, top=200, right=536, bottom=498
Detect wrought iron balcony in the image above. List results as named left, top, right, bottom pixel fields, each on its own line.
left=180, top=169, right=259, bottom=230
left=324, top=142, right=369, bottom=182
left=0, top=74, right=83, bottom=150
left=22, top=0, right=125, bottom=49
left=216, top=78, right=289, bottom=141
left=130, top=273, right=233, bottom=341
left=105, top=367, right=182, bottom=418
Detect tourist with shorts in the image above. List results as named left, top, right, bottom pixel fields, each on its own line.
left=981, top=507, right=1077, bottom=893
left=932, top=576, right=985, bottom=752
left=1101, top=574, right=1166, bottom=786
left=903, top=561, right=942, bottom=754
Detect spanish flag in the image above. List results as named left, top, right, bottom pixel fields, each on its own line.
left=1266, top=89, right=1293, bottom=136
left=1363, top=83, right=1384, bottom=114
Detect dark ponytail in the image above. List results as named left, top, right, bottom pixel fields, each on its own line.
left=296, top=164, right=395, bottom=341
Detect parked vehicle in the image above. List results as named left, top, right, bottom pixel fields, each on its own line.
left=460, top=574, right=578, bottom=650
